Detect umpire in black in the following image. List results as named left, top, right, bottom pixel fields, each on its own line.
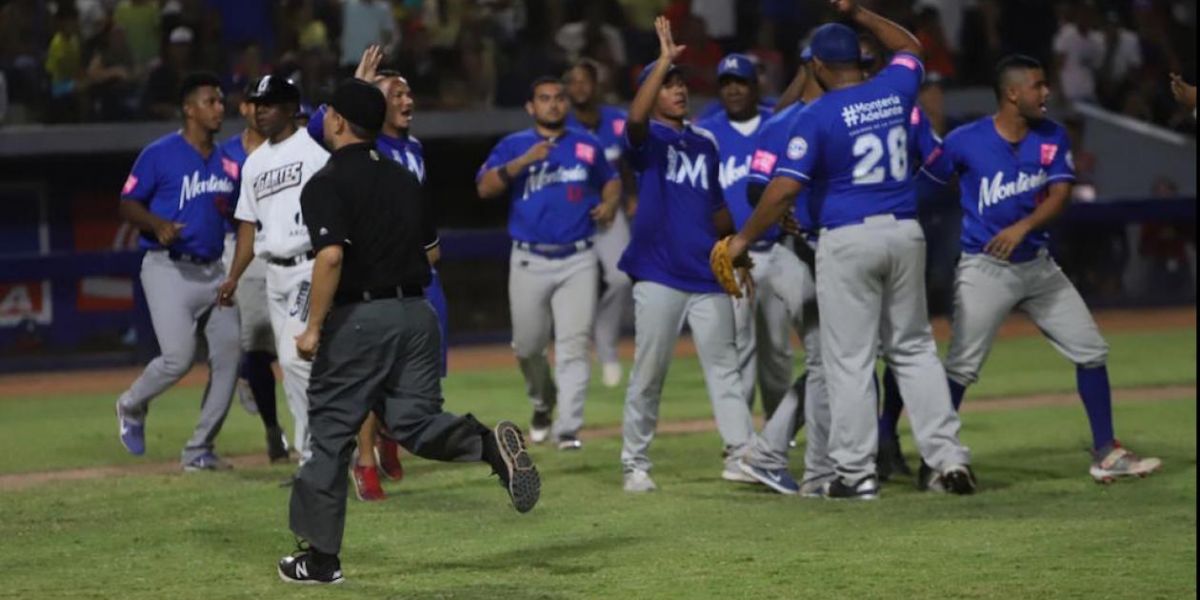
left=277, top=79, right=541, bottom=585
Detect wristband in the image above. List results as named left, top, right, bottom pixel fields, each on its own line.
left=497, top=164, right=513, bottom=185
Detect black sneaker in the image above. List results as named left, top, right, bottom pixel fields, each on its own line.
left=266, top=426, right=290, bottom=464
left=277, top=545, right=344, bottom=585
left=918, top=461, right=977, bottom=495
left=826, top=475, right=879, bottom=500
left=529, top=410, right=552, bottom=444
left=876, top=436, right=913, bottom=482
left=940, top=465, right=978, bottom=495
left=485, top=421, right=541, bottom=513
left=556, top=435, right=583, bottom=451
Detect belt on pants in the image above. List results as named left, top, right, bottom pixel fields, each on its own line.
left=512, top=239, right=593, bottom=259
left=820, top=212, right=917, bottom=234
left=266, top=250, right=316, bottom=267
left=154, top=249, right=218, bottom=265
left=334, top=283, right=425, bottom=307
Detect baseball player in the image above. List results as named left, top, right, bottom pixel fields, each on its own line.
left=620, top=18, right=800, bottom=495
left=727, top=2, right=974, bottom=499
left=114, top=72, right=241, bottom=470
left=220, top=75, right=330, bottom=465
left=564, top=60, right=635, bottom=388
left=919, top=54, right=1162, bottom=483
left=218, top=79, right=290, bottom=464
left=307, top=46, right=445, bottom=499
left=742, top=48, right=834, bottom=495
left=476, top=76, right=622, bottom=450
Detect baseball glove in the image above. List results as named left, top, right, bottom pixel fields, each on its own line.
left=710, top=236, right=755, bottom=299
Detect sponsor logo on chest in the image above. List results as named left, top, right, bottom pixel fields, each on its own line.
left=252, top=162, right=304, bottom=201
left=179, top=170, right=235, bottom=208
left=978, top=169, right=1048, bottom=213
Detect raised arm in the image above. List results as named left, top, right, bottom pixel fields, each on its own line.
left=832, top=0, right=921, bottom=57
left=627, top=16, right=686, bottom=146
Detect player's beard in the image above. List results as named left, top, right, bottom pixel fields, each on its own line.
left=536, top=117, right=566, bottom=131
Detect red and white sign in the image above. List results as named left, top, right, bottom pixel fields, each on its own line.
left=1040, top=144, right=1059, bottom=166
left=0, top=282, right=52, bottom=327
left=122, top=174, right=139, bottom=196
left=612, top=118, right=626, bottom=137
left=891, top=54, right=920, bottom=71
left=751, top=150, right=778, bottom=175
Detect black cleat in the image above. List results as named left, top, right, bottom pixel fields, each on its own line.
left=277, top=546, right=344, bottom=585
left=918, top=461, right=977, bottom=495
left=266, top=426, right=290, bottom=464
left=492, top=421, right=541, bottom=513
left=876, top=436, right=913, bottom=482
left=826, top=475, right=879, bottom=500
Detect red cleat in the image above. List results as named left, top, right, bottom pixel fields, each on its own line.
left=351, top=465, right=386, bottom=502
left=376, top=434, right=405, bottom=481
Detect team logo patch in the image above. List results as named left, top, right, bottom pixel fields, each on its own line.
left=612, top=118, right=626, bottom=136
left=890, top=54, right=920, bottom=71
left=786, top=137, right=808, bottom=161
left=924, top=147, right=943, bottom=167
left=910, top=107, right=922, bottom=126
left=221, top=157, right=239, bottom=179
left=122, top=174, right=138, bottom=195
left=751, top=150, right=778, bottom=175
left=575, top=142, right=596, bottom=165
left=1040, top=144, right=1059, bottom=166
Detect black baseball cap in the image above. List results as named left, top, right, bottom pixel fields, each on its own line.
left=247, top=75, right=301, bottom=105
left=330, top=78, right=386, bottom=133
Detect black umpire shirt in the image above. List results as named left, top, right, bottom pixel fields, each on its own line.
left=300, top=142, right=436, bottom=300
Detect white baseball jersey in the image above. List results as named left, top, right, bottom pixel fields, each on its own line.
left=235, top=129, right=330, bottom=260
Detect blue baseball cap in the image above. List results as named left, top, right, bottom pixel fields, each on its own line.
left=809, top=23, right=861, bottom=64
left=717, top=53, right=756, bottom=81
left=637, top=60, right=682, bottom=87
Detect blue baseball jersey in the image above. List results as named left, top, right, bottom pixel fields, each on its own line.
left=307, top=105, right=426, bottom=183
left=217, top=134, right=249, bottom=234
left=618, top=120, right=725, bottom=294
left=477, top=128, right=617, bottom=244
left=697, top=97, right=777, bottom=121
left=748, top=100, right=820, bottom=232
left=565, top=105, right=628, bottom=167
left=773, top=53, right=926, bottom=230
left=921, top=116, right=1076, bottom=263
left=122, top=133, right=237, bottom=259
left=908, top=106, right=940, bottom=168
left=698, top=107, right=779, bottom=240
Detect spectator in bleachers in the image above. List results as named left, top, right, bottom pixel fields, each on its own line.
left=339, top=0, right=399, bottom=74
left=1053, top=1, right=1104, bottom=104
left=556, top=2, right=627, bottom=69
left=84, top=23, right=139, bottom=121
left=494, top=1, right=566, bottom=108
left=143, top=26, right=196, bottom=120
left=672, top=12, right=720, bottom=96
left=227, top=41, right=270, bottom=107
left=1094, top=9, right=1141, bottom=111
left=914, top=5, right=955, bottom=82
left=0, top=0, right=51, bottom=122
left=690, top=0, right=737, bottom=51
left=205, top=0, right=276, bottom=57
left=46, top=5, right=85, bottom=123
left=112, top=0, right=159, bottom=71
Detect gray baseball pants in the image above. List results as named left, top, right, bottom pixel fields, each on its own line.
left=509, top=246, right=598, bottom=440
left=816, top=217, right=970, bottom=482
left=621, top=281, right=796, bottom=474
left=593, top=211, right=633, bottom=366
left=118, top=251, right=241, bottom=464
left=945, top=250, right=1108, bottom=386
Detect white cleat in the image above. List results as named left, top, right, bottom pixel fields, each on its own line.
left=1090, top=443, right=1162, bottom=483
left=601, top=362, right=623, bottom=388
left=721, top=459, right=758, bottom=483
left=623, top=469, right=658, bottom=493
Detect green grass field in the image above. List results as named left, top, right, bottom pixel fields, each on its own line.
left=0, top=328, right=1195, bottom=598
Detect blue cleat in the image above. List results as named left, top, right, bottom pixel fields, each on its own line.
left=738, top=461, right=800, bottom=495
left=116, top=399, right=145, bottom=456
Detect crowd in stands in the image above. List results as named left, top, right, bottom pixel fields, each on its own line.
left=0, top=0, right=1195, bottom=131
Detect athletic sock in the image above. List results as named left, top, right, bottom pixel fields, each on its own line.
left=241, top=351, right=279, bottom=429
left=878, top=366, right=903, bottom=442
left=1076, top=365, right=1116, bottom=451
left=948, top=378, right=966, bottom=412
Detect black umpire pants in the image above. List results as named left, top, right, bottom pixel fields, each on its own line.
left=289, top=297, right=489, bottom=554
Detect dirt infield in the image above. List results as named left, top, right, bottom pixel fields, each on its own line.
left=0, top=307, right=1193, bottom=400
left=0, top=383, right=1192, bottom=491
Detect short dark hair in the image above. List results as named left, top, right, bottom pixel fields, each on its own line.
left=529, top=76, right=564, bottom=100
left=994, top=54, right=1043, bottom=100
left=179, top=71, right=223, bottom=105
left=346, top=121, right=377, bottom=141
left=567, top=60, right=599, bottom=83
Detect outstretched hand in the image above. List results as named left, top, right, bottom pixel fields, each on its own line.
left=1170, top=73, right=1197, bottom=111
left=654, top=16, right=686, bottom=62
left=354, top=45, right=385, bottom=82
